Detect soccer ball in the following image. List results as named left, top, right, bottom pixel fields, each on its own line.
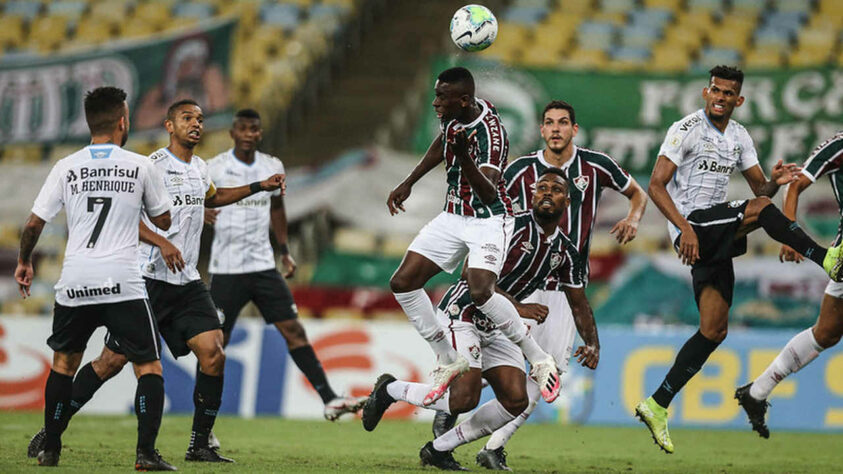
left=450, top=4, right=498, bottom=52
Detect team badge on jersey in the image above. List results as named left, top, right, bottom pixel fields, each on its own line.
left=468, top=344, right=481, bottom=361
left=573, top=175, right=589, bottom=192
left=549, top=253, right=563, bottom=269
left=449, top=304, right=461, bottom=316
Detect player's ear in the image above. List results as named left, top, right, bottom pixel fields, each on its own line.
left=460, top=94, right=471, bottom=107
left=571, top=123, right=579, bottom=137
left=164, top=119, right=174, bottom=134
left=736, top=95, right=745, bottom=107
left=702, top=87, right=708, bottom=100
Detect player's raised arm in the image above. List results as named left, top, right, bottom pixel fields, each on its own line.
left=563, top=285, right=599, bottom=369
left=742, top=160, right=800, bottom=198
left=611, top=177, right=648, bottom=245
left=387, top=133, right=445, bottom=215
left=205, top=174, right=285, bottom=208
left=649, top=155, right=699, bottom=265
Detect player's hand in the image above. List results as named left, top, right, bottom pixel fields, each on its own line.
left=610, top=217, right=639, bottom=245
left=261, top=174, right=286, bottom=194
left=281, top=253, right=297, bottom=278
left=14, top=260, right=33, bottom=298
left=678, top=226, right=700, bottom=266
left=574, top=344, right=599, bottom=369
left=516, top=303, right=548, bottom=324
left=204, top=209, right=220, bottom=226
left=160, top=240, right=185, bottom=273
left=771, top=159, right=801, bottom=186
left=447, top=128, right=477, bottom=160
left=779, top=244, right=804, bottom=263
left=387, top=182, right=412, bottom=215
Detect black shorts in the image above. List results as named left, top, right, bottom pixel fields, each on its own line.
left=674, top=200, right=749, bottom=308
left=210, top=269, right=298, bottom=334
left=50, top=299, right=161, bottom=363
left=106, top=278, right=221, bottom=358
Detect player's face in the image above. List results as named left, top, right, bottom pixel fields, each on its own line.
left=432, top=80, right=467, bottom=122
left=532, top=174, right=569, bottom=218
left=703, top=77, right=744, bottom=121
left=540, top=108, right=578, bottom=154
left=166, top=105, right=204, bottom=149
left=231, top=118, right=262, bottom=153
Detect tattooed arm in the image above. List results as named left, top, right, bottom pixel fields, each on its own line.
left=15, top=214, right=46, bottom=298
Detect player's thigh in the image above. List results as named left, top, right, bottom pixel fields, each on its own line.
left=250, top=270, right=299, bottom=325
left=165, top=281, right=223, bottom=358
left=210, top=273, right=251, bottom=335
left=814, top=286, right=843, bottom=347
left=522, top=290, right=576, bottom=375
left=47, top=302, right=103, bottom=358
left=101, top=299, right=162, bottom=364
left=464, top=214, right=513, bottom=275
left=405, top=212, right=469, bottom=276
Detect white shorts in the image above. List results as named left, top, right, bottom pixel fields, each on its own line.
left=826, top=280, right=843, bottom=299
left=407, top=212, right=514, bottom=275
left=437, top=311, right=525, bottom=373
left=521, top=289, right=577, bottom=377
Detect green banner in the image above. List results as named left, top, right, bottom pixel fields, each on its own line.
left=0, top=19, right=235, bottom=144
left=414, top=57, right=842, bottom=174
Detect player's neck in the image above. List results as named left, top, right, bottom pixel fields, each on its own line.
left=457, top=101, right=481, bottom=124
left=533, top=213, right=557, bottom=235
left=543, top=144, right=575, bottom=167
left=90, top=135, right=120, bottom=146
left=167, top=142, right=193, bottom=163
left=233, top=148, right=256, bottom=164
left=705, top=110, right=730, bottom=133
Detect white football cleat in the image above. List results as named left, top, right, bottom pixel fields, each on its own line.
left=424, top=356, right=470, bottom=406
left=324, top=395, right=368, bottom=421
left=530, top=357, right=561, bottom=403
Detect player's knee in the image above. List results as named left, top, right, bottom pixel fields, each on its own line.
left=389, top=271, right=414, bottom=293
left=499, top=393, right=528, bottom=417
left=278, top=320, right=307, bottom=346
left=468, top=286, right=493, bottom=306
left=448, top=391, right=480, bottom=414
left=750, top=196, right=773, bottom=212
left=94, top=352, right=128, bottom=380
left=199, top=347, right=226, bottom=375
left=813, top=327, right=841, bottom=349
left=702, top=325, right=728, bottom=343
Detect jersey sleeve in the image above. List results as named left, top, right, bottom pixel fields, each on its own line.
left=590, top=152, right=631, bottom=192
left=657, top=118, right=695, bottom=166
left=271, top=157, right=286, bottom=197
left=737, top=128, right=760, bottom=171
left=142, top=163, right=172, bottom=218
left=476, top=117, right=506, bottom=171
left=198, top=159, right=217, bottom=199
left=503, top=159, right=534, bottom=214
left=556, top=242, right=584, bottom=288
left=31, top=162, right=66, bottom=222
left=802, top=135, right=843, bottom=182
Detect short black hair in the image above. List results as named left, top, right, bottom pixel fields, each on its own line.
left=709, top=65, right=744, bottom=85
left=538, top=167, right=569, bottom=193
left=437, top=67, right=475, bottom=96
left=166, top=99, right=200, bottom=121
left=542, top=100, right=576, bottom=124
left=234, top=108, right=261, bottom=121
left=84, top=87, right=127, bottom=136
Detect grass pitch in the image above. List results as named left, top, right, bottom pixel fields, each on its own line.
left=1, top=411, right=840, bottom=473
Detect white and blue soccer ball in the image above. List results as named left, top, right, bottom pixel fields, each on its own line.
left=450, top=4, right=498, bottom=52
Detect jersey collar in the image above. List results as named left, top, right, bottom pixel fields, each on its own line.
left=161, top=147, right=193, bottom=165
left=459, top=99, right=489, bottom=129
left=538, top=146, right=578, bottom=171
left=229, top=148, right=257, bottom=167
left=700, top=109, right=728, bottom=136
left=531, top=210, right=561, bottom=242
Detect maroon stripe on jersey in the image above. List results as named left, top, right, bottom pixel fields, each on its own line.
left=498, top=225, right=530, bottom=277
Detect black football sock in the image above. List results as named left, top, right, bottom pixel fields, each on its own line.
left=189, top=371, right=223, bottom=450
left=758, top=204, right=827, bottom=266
left=289, top=345, right=337, bottom=404
left=43, top=370, right=73, bottom=452
left=68, top=362, right=105, bottom=417
left=652, top=330, right=720, bottom=408
left=135, top=374, right=165, bottom=453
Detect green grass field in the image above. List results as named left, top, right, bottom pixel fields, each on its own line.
left=1, top=411, right=840, bottom=473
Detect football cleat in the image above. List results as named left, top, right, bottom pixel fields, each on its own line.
left=634, top=397, right=674, bottom=454
left=432, top=410, right=458, bottom=438
left=424, top=356, right=470, bottom=406
left=36, top=450, right=60, bottom=467
left=735, top=383, right=770, bottom=439
left=823, top=244, right=843, bottom=282
left=362, top=374, right=396, bottom=432
left=135, top=449, right=177, bottom=471
left=419, top=441, right=468, bottom=471
left=27, top=427, right=46, bottom=458
left=185, top=446, right=234, bottom=463
left=476, top=447, right=511, bottom=471
left=324, top=395, right=368, bottom=421
left=529, top=357, right=561, bottom=403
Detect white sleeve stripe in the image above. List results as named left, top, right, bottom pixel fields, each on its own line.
left=801, top=168, right=818, bottom=183
left=589, top=161, right=625, bottom=189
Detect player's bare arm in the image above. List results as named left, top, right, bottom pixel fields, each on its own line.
left=15, top=213, right=46, bottom=298
left=611, top=177, right=648, bottom=245
left=649, top=155, right=699, bottom=265
left=205, top=173, right=286, bottom=208
left=493, top=284, right=548, bottom=324
left=387, top=133, right=445, bottom=215
left=147, top=210, right=171, bottom=231
left=450, top=128, right=498, bottom=204
left=779, top=173, right=813, bottom=263
left=742, top=160, right=800, bottom=198
left=271, top=194, right=297, bottom=278
left=563, top=285, right=600, bottom=369
left=139, top=221, right=185, bottom=273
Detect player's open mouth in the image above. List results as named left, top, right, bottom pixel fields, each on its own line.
left=712, top=103, right=725, bottom=112
left=188, top=130, right=201, bottom=139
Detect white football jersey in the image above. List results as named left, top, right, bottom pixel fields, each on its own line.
left=206, top=150, right=285, bottom=274
left=139, top=148, right=215, bottom=285
left=658, top=109, right=759, bottom=242
left=31, top=144, right=171, bottom=307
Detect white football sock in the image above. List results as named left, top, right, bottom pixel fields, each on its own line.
left=433, top=399, right=516, bottom=452
left=386, top=380, right=450, bottom=413
left=476, top=293, right=548, bottom=363
left=750, top=328, right=824, bottom=400
left=394, top=289, right=458, bottom=364
left=485, top=379, right=540, bottom=450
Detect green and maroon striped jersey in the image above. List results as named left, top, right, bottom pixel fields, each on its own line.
left=440, top=98, right=512, bottom=218
left=437, top=212, right=582, bottom=331
left=504, top=146, right=630, bottom=288
left=801, top=131, right=843, bottom=245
